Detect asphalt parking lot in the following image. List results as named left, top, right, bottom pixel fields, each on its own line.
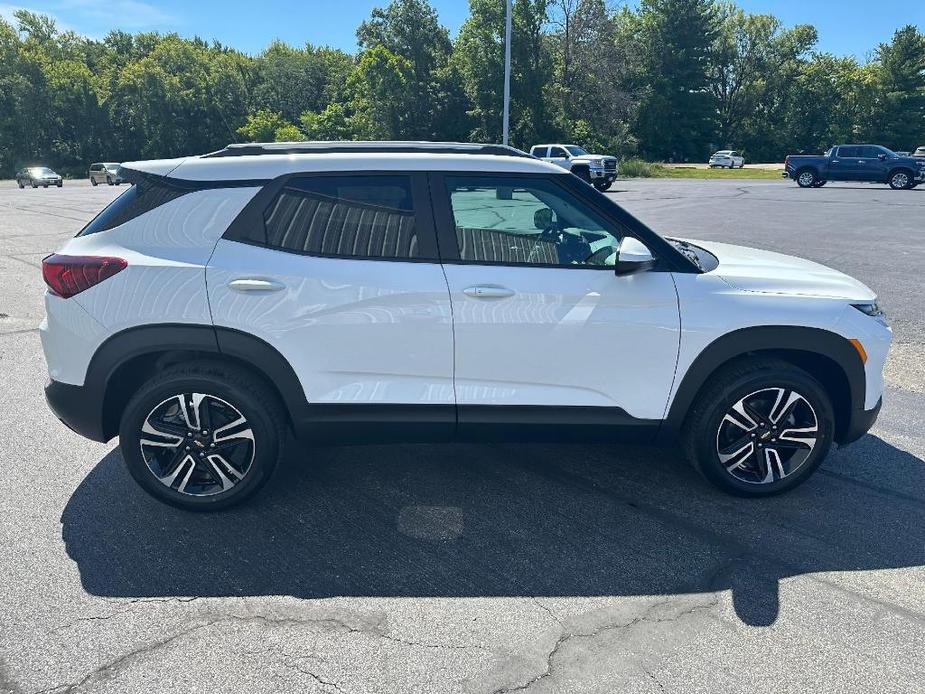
left=1, top=178, right=923, bottom=693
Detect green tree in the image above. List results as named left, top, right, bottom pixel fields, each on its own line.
left=237, top=109, right=295, bottom=142
left=635, top=0, right=720, bottom=160
left=868, top=25, right=925, bottom=150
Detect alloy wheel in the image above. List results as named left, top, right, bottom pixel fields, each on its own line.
left=797, top=171, right=815, bottom=187
left=140, top=393, right=255, bottom=496
left=715, top=387, right=819, bottom=485
left=891, top=172, right=909, bottom=189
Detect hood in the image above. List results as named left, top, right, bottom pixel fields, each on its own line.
left=572, top=154, right=616, bottom=163
left=682, top=239, right=876, bottom=301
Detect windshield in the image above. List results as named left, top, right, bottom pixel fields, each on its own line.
left=565, top=146, right=588, bottom=156
left=31, top=167, right=55, bottom=175
left=879, top=146, right=898, bottom=157
left=104, top=163, right=120, bottom=171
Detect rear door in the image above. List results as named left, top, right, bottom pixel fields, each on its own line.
left=207, top=172, right=455, bottom=435
left=430, top=172, right=681, bottom=434
left=832, top=146, right=861, bottom=180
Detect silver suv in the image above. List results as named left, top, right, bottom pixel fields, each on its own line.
left=530, top=144, right=618, bottom=191
left=89, top=162, right=125, bottom=186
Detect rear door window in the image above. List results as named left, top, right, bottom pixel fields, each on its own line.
left=249, top=174, right=437, bottom=261
left=78, top=174, right=186, bottom=236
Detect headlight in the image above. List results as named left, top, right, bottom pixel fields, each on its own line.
left=852, top=301, right=883, bottom=317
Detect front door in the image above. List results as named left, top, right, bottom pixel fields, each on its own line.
left=431, top=173, right=681, bottom=435
left=832, top=146, right=862, bottom=181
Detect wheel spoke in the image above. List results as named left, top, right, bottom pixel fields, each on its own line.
left=769, top=389, right=803, bottom=425
left=760, top=447, right=785, bottom=483
left=778, top=425, right=818, bottom=450
left=158, top=453, right=196, bottom=488
left=140, top=419, right=185, bottom=448
left=719, top=440, right=755, bottom=472
left=206, top=453, right=245, bottom=491
left=212, top=415, right=254, bottom=445
left=723, top=400, right=758, bottom=432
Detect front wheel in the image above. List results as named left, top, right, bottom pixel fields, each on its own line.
left=106, top=176, right=113, bottom=186
left=572, top=166, right=592, bottom=185
left=119, top=361, right=286, bottom=511
left=796, top=169, right=817, bottom=188
left=889, top=171, right=912, bottom=190
left=683, top=358, right=834, bottom=496
left=17, top=180, right=24, bottom=189
left=593, top=180, right=612, bottom=192
left=813, top=181, right=827, bottom=188
left=91, top=178, right=98, bottom=186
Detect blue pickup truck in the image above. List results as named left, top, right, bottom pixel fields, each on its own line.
left=784, top=144, right=925, bottom=189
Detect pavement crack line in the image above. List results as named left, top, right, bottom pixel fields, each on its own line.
left=33, top=610, right=488, bottom=694
left=488, top=597, right=719, bottom=694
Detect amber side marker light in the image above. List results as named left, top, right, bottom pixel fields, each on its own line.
left=849, top=338, right=868, bottom=364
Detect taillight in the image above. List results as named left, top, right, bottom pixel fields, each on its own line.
left=42, top=254, right=127, bottom=298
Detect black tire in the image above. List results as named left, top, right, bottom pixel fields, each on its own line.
left=31, top=182, right=38, bottom=188
left=106, top=176, right=113, bottom=186
left=56, top=181, right=62, bottom=187
left=17, top=180, right=24, bottom=189
left=593, top=180, right=612, bottom=192
left=795, top=169, right=817, bottom=188
left=682, top=357, right=834, bottom=497
left=572, top=165, right=592, bottom=185
left=119, top=361, right=286, bottom=511
left=888, top=169, right=913, bottom=190
left=813, top=181, right=827, bottom=188
left=91, top=177, right=98, bottom=186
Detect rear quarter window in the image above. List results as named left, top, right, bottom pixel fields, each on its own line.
left=78, top=174, right=189, bottom=236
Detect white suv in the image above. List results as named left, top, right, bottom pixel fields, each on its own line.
left=40, top=141, right=890, bottom=510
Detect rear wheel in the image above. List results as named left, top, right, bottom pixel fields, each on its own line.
left=106, top=175, right=113, bottom=186
left=796, top=169, right=817, bottom=188
left=683, top=358, right=834, bottom=496
left=119, top=361, right=286, bottom=511
left=813, top=181, right=827, bottom=188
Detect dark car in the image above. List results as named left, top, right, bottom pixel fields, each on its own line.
left=16, top=167, right=63, bottom=189
left=783, top=145, right=925, bottom=189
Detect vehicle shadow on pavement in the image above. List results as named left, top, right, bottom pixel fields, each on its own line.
left=61, top=434, right=924, bottom=628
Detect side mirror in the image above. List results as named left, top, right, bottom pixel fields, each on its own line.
left=614, top=237, right=655, bottom=275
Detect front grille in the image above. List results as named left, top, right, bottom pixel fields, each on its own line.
left=604, top=160, right=617, bottom=172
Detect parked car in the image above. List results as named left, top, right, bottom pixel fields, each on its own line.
left=89, top=162, right=125, bottom=186
left=708, top=150, right=745, bottom=168
left=913, top=146, right=925, bottom=158
left=41, top=141, right=890, bottom=510
left=784, top=144, right=925, bottom=189
left=530, top=144, right=618, bottom=191
left=16, top=167, right=63, bottom=188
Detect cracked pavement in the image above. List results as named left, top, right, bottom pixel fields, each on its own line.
left=1, top=179, right=924, bottom=693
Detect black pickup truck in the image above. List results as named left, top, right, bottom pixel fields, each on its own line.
left=784, top=144, right=925, bottom=189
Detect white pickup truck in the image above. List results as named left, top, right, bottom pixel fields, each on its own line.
left=530, top=144, right=619, bottom=191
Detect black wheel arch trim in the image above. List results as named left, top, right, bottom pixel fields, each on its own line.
left=662, top=325, right=867, bottom=444
left=61, top=323, right=306, bottom=442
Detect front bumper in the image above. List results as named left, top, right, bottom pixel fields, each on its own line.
left=839, top=397, right=881, bottom=445
left=590, top=168, right=617, bottom=181
left=45, top=379, right=108, bottom=442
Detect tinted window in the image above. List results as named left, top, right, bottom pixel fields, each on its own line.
left=79, top=174, right=184, bottom=236
left=549, top=147, right=568, bottom=158
left=859, top=146, right=882, bottom=158
left=445, top=176, right=624, bottom=267
left=261, top=175, right=423, bottom=260
left=838, top=146, right=860, bottom=158
left=530, top=146, right=547, bottom=157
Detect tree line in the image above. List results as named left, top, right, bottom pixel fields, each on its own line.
left=1, top=0, right=923, bottom=176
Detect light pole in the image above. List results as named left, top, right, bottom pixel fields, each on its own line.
left=502, top=0, right=512, bottom=146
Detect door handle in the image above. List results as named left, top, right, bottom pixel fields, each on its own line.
left=463, top=285, right=515, bottom=299
left=227, top=278, right=285, bottom=293
left=832, top=160, right=840, bottom=164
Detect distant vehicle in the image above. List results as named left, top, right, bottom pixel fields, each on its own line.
left=89, top=162, right=125, bottom=186
left=530, top=144, right=618, bottom=191
left=16, top=167, right=63, bottom=189
left=913, top=146, right=925, bottom=158
left=784, top=145, right=925, bottom=190
left=894, top=151, right=910, bottom=157
left=709, top=150, right=745, bottom=169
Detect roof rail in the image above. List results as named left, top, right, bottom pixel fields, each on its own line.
left=202, top=141, right=533, bottom=159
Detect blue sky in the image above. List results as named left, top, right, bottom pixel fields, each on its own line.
left=1, top=0, right=921, bottom=61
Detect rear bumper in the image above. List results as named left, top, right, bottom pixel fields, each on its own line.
left=45, top=379, right=108, bottom=442
left=837, top=397, right=881, bottom=445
